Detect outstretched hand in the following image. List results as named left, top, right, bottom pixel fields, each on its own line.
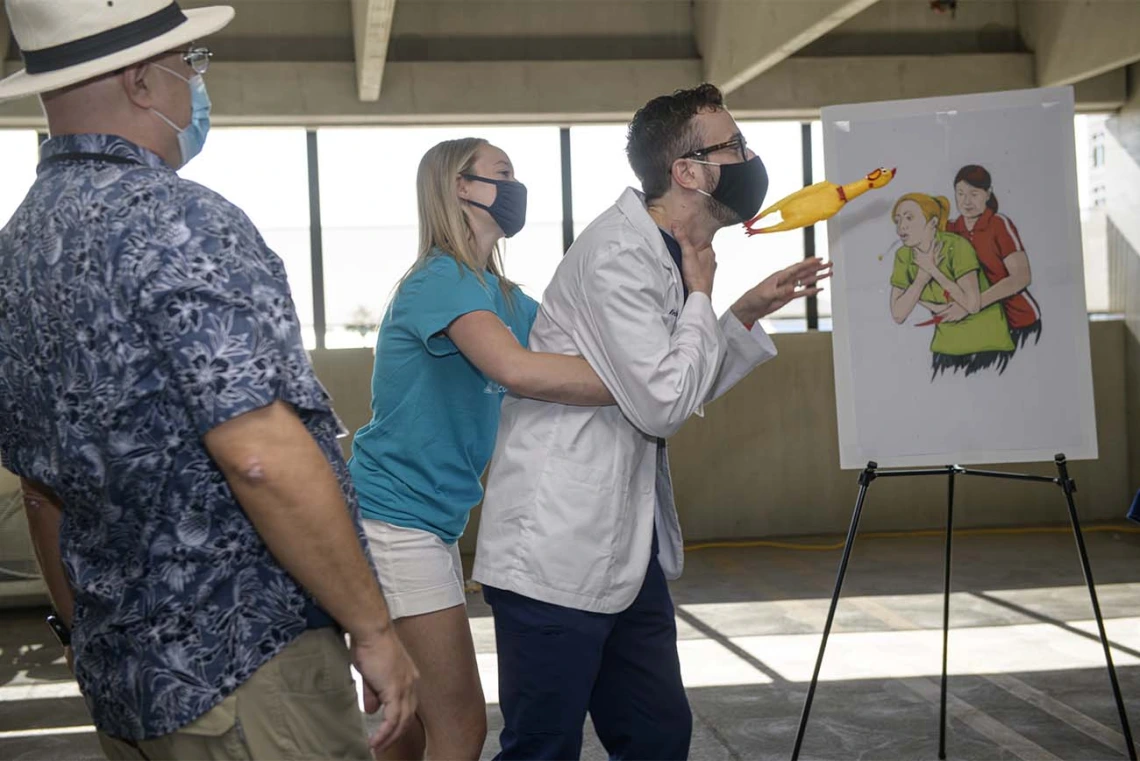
left=731, top=258, right=833, bottom=325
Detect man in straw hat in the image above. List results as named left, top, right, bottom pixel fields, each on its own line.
left=0, top=2, right=417, bottom=758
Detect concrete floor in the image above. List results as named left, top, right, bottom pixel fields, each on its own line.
left=3, top=524, right=1140, bottom=760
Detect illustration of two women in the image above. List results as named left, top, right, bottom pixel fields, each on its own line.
left=889, top=165, right=1042, bottom=379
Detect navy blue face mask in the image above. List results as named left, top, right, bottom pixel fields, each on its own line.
left=462, top=175, right=528, bottom=238
left=690, top=155, right=769, bottom=223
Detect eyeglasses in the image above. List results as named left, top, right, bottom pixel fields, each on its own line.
left=680, top=135, right=748, bottom=163
left=180, top=46, right=212, bottom=76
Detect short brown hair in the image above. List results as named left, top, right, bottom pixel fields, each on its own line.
left=626, top=83, right=725, bottom=202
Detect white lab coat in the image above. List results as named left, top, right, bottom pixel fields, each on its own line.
left=472, top=188, right=778, bottom=614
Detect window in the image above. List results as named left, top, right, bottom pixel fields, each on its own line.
left=1075, top=114, right=1110, bottom=312
left=317, top=126, right=562, bottom=349
left=13, top=107, right=1116, bottom=355
left=569, top=124, right=641, bottom=239
left=811, top=120, right=831, bottom=323
left=0, top=131, right=40, bottom=227
left=179, top=128, right=316, bottom=346
left=713, top=121, right=806, bottom=324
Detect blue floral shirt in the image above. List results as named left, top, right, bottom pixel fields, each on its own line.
left=0, top=135, right=365, bottom=741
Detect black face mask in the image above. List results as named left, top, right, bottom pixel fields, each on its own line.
left=693, top=155, right=769, bottom=223
left=462, top=175, right=528, bottom=238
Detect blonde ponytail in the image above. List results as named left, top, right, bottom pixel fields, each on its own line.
left=892, top=192, right=950, bottom=230
left=934, top=196, right=950, bottom=231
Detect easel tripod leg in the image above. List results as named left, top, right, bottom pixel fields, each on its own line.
left=939, top=467, right=955, bottom=760
left=790, top=463, right=877, bottom=761
left=1055, top=455, right=1136, bottom=760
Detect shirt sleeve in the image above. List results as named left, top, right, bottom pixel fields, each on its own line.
left=993, top=214, right=1026, bottom=258
left=139, top=193, right=336, bottom=437
left=890, top=247, right=913, bottom=290
left=946, top=235, right=981, bottom=282
left=397, top=256, right=500, bottom=357
left=515, top=290, right=540, bottom=347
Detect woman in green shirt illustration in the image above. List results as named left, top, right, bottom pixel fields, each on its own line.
left=888, top=192, right=1014, bottom=378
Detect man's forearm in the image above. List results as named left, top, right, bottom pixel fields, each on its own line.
left=21, top=479, right=74, bottom=625
left=206, top=403, right=393, bottom=643
left=235, top=470, right=392, bottom=640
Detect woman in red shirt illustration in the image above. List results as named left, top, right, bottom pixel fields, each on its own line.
left=937, top=165, right=1042, bottom=349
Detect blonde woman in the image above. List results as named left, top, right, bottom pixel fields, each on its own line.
left=888, top=192, right=1014, bottom=377
left=348, top=138, right=613, bottom=760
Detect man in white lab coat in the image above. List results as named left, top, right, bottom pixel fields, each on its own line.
left=473, top=84, right=830, bottom=760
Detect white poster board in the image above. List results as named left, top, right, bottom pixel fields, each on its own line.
left=825, top=87, right=1097, bottom=469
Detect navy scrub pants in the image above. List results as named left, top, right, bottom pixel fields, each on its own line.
left=482, top=538, right=692, bottom=760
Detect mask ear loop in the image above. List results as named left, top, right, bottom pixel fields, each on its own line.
left=149, top=64, right=192, bottom=134
left=683, top=157, right=720, bottom=200
left=459, top=174, right=502, bottom=213
left=152, top=63, right=191, bottom=84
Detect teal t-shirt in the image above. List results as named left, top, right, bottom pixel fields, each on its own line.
left=348, top=253, right=539, bottom=543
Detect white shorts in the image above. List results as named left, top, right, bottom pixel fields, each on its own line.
left=363, top=519, right=465, bottom=620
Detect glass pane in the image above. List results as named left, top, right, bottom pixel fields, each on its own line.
left=0, top=131, right=40, bottom=227
left=811, top=120, right=832, bottom=318
left=179, top=128, right=315, bottom=345
left=318, top=126, right=562, bottom=349
left=1075, top=114, right=1109, bottom=313
left=570, top=125, right=641, bottom=239
left=713, top=120, right=805, bottom=319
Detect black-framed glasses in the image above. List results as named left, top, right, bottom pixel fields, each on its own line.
left=680, top=135, right=748, bottom=162
left=181, top=47, right=212, bottom=76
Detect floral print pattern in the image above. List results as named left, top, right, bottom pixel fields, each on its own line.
left=0, top=135, right=365, bottom=741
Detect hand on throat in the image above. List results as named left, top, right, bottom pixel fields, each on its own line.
left=647, top=197, right=716, bottom=249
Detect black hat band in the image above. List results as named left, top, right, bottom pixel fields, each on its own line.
left=22, top=3, right=187, bottom=76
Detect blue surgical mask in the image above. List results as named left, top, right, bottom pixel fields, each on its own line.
left=151, top=64, right=212, bottom=168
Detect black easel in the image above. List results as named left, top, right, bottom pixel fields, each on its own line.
left=790, top=454, right=1136, bottom=761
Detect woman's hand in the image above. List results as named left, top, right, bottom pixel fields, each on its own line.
left=936, top=301, right=969, bottom=323
left=914, top=238, right=943, bottom=275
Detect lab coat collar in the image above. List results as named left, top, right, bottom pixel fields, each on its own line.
left=615, top=187, right=680, bottom=277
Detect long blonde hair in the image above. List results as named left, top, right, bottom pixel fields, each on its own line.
left=398, top=137, right=517, bottom=302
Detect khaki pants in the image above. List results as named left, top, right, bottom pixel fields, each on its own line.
left=98, top=628, right=371, bottom=761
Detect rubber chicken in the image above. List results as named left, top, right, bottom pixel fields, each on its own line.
left=743, top=167, right=898, bottom=235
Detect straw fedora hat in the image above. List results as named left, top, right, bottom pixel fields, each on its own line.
left=0, top=0, right=234, bottom=103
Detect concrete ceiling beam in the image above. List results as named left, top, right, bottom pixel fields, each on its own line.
left=352, top=0, right=397, bottom=101
left=695, top=0, right=885, bottom=94
left=1018, top=0, right=1140, bottom=87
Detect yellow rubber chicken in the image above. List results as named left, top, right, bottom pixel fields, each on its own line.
left=743, top=167, right=897, bottom=235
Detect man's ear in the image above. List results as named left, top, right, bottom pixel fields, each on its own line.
left=119, top=63, right=155, bottom=110
left=671, top=158, right=703, bottom=192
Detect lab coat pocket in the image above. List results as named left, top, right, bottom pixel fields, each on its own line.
left=529, top=455, right=622, bottom=596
